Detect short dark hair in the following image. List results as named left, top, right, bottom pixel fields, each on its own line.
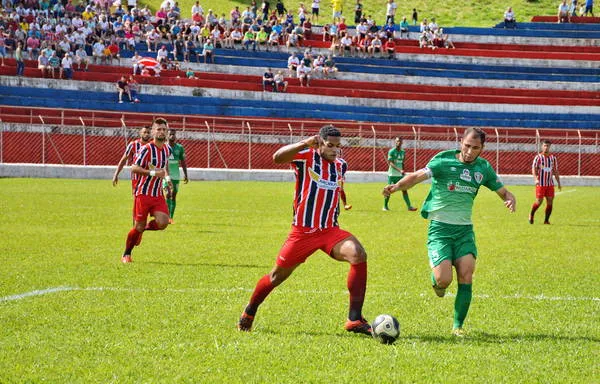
left=463, top=127, right=486, bottom=145
left=319, top=124, right=341, bottom=140
left=153, top=117, right=168, bottom=126
left=542, top=139, right=552, bottom=145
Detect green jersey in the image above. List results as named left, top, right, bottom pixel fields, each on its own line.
left=387, top=148, right=405, bottom=176
left=167, top=143, right=185, bottom=180
left=421, top=150, right=503, bottom=225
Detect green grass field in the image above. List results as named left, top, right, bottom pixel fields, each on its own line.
left=142, top=0, right=563, bottom=28
left=1, top=178, right=599, bottom=383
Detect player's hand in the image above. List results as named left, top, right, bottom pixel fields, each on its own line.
left=168, top=181, right=174, bottom=191
left=535, top=178, right=539, bottom=186
left=558, top=184, right=562, bottom=191
left=302, top=135, right=320, bottom=149
left=504, top=192, right=516, bottom=213
left=382, top=184, right=396, bottom=197
left=183, top=176, right=189, bottom=184
left=112, top=175, right=118, bottom=186
left=155, top=168, right=167, bottom=178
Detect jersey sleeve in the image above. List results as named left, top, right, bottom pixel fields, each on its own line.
left=532, top=154, right=540, bottom=170
left=387, top=148, right=394, bottom=161
left=124, top=141, right=135, bottom=157
left=483, top=163, right=504, bottom=191
left=425, top=152, right=444, bottom=177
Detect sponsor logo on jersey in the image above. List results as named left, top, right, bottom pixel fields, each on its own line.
left=447, top=182, right=477, bottom=194
left=459, top=169, right=471, bottom=182
left=308, top=167, right=341, bottom=190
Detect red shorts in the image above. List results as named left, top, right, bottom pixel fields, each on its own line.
left=134, top=195, right=169, bottom=222
left=276, top=226, right=353, bottom=268
left=535, top=185, right=555, bottom=199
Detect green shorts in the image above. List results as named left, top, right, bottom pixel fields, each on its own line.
left=388, top=175, right=404, bottom=184
left=427, top=220, right=477, bottom=268
left=162, top=179, right=180, bottom=193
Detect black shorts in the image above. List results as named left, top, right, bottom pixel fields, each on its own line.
left=312, top=7, right=319, bottom=15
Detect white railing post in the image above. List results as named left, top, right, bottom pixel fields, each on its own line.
left=287, top=123, right=293, bottom=143
left=0, top=118, right=3, bottom=164
left=412, top=126, right=417, bottom=172
left=371, top=125, right=376, bottom=172
left=246, top=122, right=252, bottom=170
left=535, top=129, right=540, bottom=152
left=453, top=127, right=459, bottom=148
left=39, top=115, right=46, bottom=164
left=494, top=128, right=499, bottom=173
left=578, top=130, right=582, bottom=176
left=80, top=117, right=86, bottom=166
left=205, top=121, right=211, bottom=168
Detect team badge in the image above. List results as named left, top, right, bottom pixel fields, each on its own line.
left=474, top=172, right=483, bottom=184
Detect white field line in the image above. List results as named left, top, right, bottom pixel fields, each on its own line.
left=555, top=189, right=577, bottom=195
left=1, top=286, right=598, bottom=304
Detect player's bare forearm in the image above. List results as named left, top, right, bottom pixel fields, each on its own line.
left=112, top=156, right=128, bottom=185
left=496, top=187, right=516, bottom=213
left=181, top=160, right=189, bottom=183
left=382, top=170, right=428, bottom=197
left=273, top=136, right=318, bottom=164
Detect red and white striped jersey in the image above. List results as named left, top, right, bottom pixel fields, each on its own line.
left=123, top=138, right=150, bottom=191
left=290, top=148, right=348, bottom=229
left=133, top=142, right=171, bottom=197
left=532, top=153, right=558, bottom=186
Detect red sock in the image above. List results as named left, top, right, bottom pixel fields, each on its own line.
left=145, top=220, right=159, bottom=231
left=347, top=262, right=367, bottom=321
left=125, top=228, right=142, bottom=253
left=245, top=274, right=275, bottom=316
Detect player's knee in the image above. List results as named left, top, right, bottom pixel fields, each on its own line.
left=436, top=276, right=452, bottom=288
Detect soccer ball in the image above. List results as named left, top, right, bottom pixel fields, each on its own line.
left=371, top=314, right=400, bottom=344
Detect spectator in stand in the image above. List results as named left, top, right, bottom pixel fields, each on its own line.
left=356, top=21, right=368, bottom=40
left=385, top=0, right=397, bottom=24
left=339, top=32, right=354, bottom=57
left=268, top=29, right=280, bottom=51
left=107, top=40, right=120, bottom=63
left=337, top=17, right=348, bottom=38
left=185, top=36, right=199, bottom=63
left=243, top=29, right=256, bottom=51
left=38, top=52, right=50, bottom=77
left=323, top=55, right=338, bottom=78
left=231, top=28, right=243, bottom=49
left=399, top=16, right=410, bottom=38
left=185, top=68, right=198, bottom=79
left=420, top=18, right=429, bottom=32
left=303, top=17, right=313, bottom=39
left=256, top=27, right=268, bottom=50
left=128, top=75, right=140, bottom=102
left=156, top=45, right=169, bottom=65
left=428, top=18, right=439, bottom=32
left=60, top=51, right=73, bottom=79
left=570, top=0, right=579, bottom=16
left=191, top=1, right=203, bottom=18
left=75, top=46, right=90, bottom=71
left=583, top=0, right=594, bottom=16
left=26, top=34, right=40, bottom=60
left=274, top=70, right=288, bottom=91
left=286, top=30, right=299, bottom=51
left=131, top=51, right=143, bottom=74
left=369, top=34, right=383, bottom=58
left=383, top=20, right=396, bottom=39
left=231, top=6, right=241, bottom=24
left=504, top=7, right=516, bottom=28
left=357, top=34, right=370, bottom=58
left=384, top=36, right=396, bottom=59
left=558, top=0, right=570, bottom=22
left=16, top=42, right=25, bottom=76
left=287, top=52, right=300, bottom=77
left=146, top=28, right=160, bottom=51
left=48, top=50, right=60, bottom=78
left=332, top=0, right=343, bottom=23
left=117, top=75, right=133, bottom=103
left=354, top=0, right=363, bottom=24
left=296, top=60, right=311, bottom=87
left=263, top=67, right=276, bottom=91
left=298, top=3, right=307, bottom=25
left=203, top=38, right=215, bottom=63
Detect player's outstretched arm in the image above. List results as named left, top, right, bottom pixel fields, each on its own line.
left=496, top=187, right=516, bottom=213
left=382, top=168, right=429, bottom=197
left=273, top=135, right=319, bottom=164
left=181, top=158, right=189, bottom=183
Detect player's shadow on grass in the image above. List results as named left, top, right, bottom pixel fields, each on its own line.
left=403, top=332, right=600, bottom=344
left=142, top=261, right=268, bottom=269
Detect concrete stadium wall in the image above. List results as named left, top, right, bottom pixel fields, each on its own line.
left=1, top=164, right=599, bottom=186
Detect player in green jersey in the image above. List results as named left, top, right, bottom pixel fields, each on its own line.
left=164, top=129, right=189, bottom=223
left=383, top=128, right=516, bottom=337
left=383, top=137, right=417, bottom=211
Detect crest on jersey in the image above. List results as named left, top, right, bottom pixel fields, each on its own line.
left=474, top=172, right=483, bottom=184
left=459, top=169, right=471, bottom=182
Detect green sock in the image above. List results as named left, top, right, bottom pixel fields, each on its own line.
left=402, top=192, right=412, bottom=209
left=384, top=196, right=390, bottom=209
left=167, top=199, right=174, bottom=217
left=453, top=283, right=472, bottom=329
left=171, top=200, right=177, bottom=218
